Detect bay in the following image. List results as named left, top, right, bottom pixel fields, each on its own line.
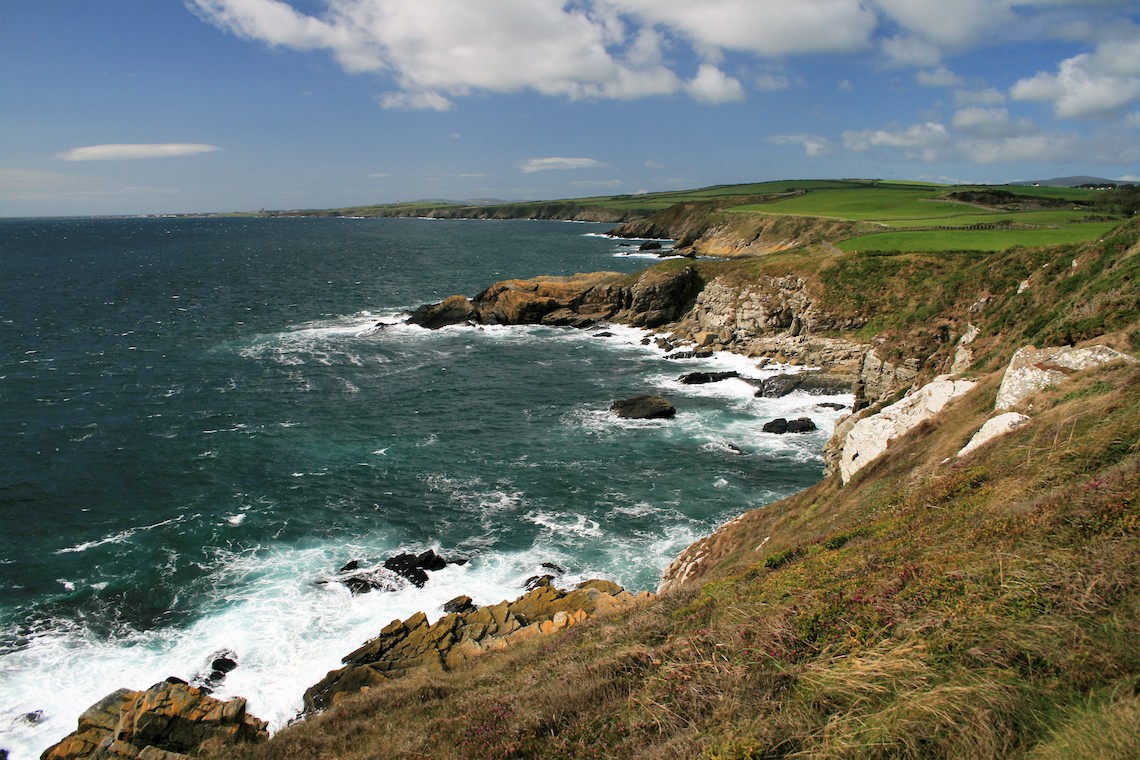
left=0, top=217, right=848, bottom=758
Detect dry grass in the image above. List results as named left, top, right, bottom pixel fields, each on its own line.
left=214, top=225, right=1140, bottom=760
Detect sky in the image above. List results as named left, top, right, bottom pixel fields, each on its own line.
left=2, top=0, right=1140, bottom=217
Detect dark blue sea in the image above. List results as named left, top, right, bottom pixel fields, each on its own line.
left=0, top=217, right=848, bottom=757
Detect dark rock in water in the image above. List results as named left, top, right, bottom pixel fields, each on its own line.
left=383, top=549, right=457, bottom=588
left=20, top=709, right=44, bottom=725
left=610, top=395, right=676, bottom=419
left=638, top=241, right=662, bottom=251
left=679, top=370, right=740, bottom=385
left=338, top=559, right=361, bottom=573
left=40, top=680, right=267, bottom=760
left=406, top=294, right=478, bottom=329
left=593, top=331, right=614, bottom=338
left=525, top=574, right=556, bottom=592
left=762, top=417, right=818, bottom=434
left=817, top=401, right=849, bottom=410
left=541, top=562, right=566, bottom=574
left=665, top=349, right=714, bottom=360
left=335, top=563, right=404, bottom=595
left=443, top=595, right=477, bottom=615
left=751, top=372, right=853, bottom=398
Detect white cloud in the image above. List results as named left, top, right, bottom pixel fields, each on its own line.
left=685, top=64, right=745, bottom=104
left=378, top=90, right=453, bottom=111
left=768, top=134, right=834, bottom=157
left=951, top=107, right=1037, bottom=138
left=842, top=122, right=951, bottom=161
left=880, top=35, right=942, bottom=68
left=873, top=0, right=1016, bottom=48
left=955, top=88, right=1006, bottom=107
left=1011, top=34, right=1140, bottom=119
left=916, top=66, right=964, bottom=88
left=517, top=157, right=606, bottom=173
left=56, top=143, right=220, bottom=161
left=605, top=0, right=878, bottom=56
left=755, top=73, right=791, bottom=91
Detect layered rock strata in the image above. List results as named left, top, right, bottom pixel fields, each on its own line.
left=41, top=679, right=267, bottom=760
left=304, top=577, right=654, bottom=713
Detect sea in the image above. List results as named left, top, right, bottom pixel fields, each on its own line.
left=0, top=216, right=850, bottom=758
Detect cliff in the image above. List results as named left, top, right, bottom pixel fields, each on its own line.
left=42, top=209, right=1140, bottom=759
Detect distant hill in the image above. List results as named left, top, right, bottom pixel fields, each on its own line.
left=1011, top=175, right=1117, bottom=187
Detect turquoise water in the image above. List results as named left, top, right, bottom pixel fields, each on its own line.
left=0, top=217, right=848, bottom=757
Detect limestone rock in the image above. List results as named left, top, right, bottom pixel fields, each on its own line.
left=958, top=413, right=1031, bottom=458
left=41, top=680, right=267, bottom=760
left=838, top=377, right=977, bottom=484
left=995, top=344, right=1137, bottom=411
left=610, top=395, right=676, bottom=419
left=304, top=578, right=653, bottom=713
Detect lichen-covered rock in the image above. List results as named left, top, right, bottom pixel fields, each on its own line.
left=303, top=578, right=653, bottom=713
left=995, top=344, right=1136, bottom=411
left=40, top=680, right=267, bottom=760
left=838, top=377, right=977, bottom=484
left=958, top=413, right=1031, bottom=458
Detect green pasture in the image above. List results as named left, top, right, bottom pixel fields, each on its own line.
left=836, top=221, right=1121, bottom=252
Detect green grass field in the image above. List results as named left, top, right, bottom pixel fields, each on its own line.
left=835, top=222, right=1121, bottom=252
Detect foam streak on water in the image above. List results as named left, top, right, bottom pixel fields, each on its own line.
left=0, top=218, right=848, bottom=758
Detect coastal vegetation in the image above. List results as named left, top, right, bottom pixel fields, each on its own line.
left=205, top=192, right=1139, bottom=758
left=48, top=182, right=1138, bottom=758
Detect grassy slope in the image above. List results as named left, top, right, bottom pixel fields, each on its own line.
left=216, top=219, right=1140, bottom=757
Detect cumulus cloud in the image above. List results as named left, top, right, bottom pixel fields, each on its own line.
left=1011, top=35, right=1140, bottom=119
left=685, top=64, right=745, bottom=104
left=842, top=122, right=951, bottom=161
left=56, top=143, right=220, bottom=161
left=916, top=66, right=964, bottom=88
left=955, top=88, right=1006, bottom=107
left=607, top=0, right=878, bottom=56
left=517, top=157, right=606, bottom=173
left=951, top=107, right=1037, bottom=139
left=768, top=134, right=835, bottom=158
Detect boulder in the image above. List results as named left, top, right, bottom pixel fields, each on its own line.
left=750, top=372, right=853, bottom=398
left=610, top=395, right=676, bottom=419
left=383, top=550, right=460, bottom=588
left=838, top=377, right=977, bottom=484
left=957, top=412, right=1031, bottom=458
left=762, top=417, right=817, bottom=434
left=638, top=241, right=662, bottom=251
left=406, top=294, right=478, bottom=329
left=41, top=679, right=267, bottom=760
left=995, top=344, right=1136, bottom=411
left=678, top=370, right=740, bottom=385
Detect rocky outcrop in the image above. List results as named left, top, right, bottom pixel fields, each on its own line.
left=762, top=417, right=818, bottom=434
left=610, top=395, right=676, bottom=419
left=957, top=412, right=1031, bottom=458
left=303, top=578, right=653, bottom=713
left=995, top=344, right=1136, bottom=411
left=750, top=372, right=853, bottom=398
left=679, top=370, right=740, bottom=384
left=835, top=377, right=978, bottom=484
left=41, top=679, right=267, bottom=760
left=407, top=267, right=703, bottom=331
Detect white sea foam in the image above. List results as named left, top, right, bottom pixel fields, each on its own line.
left=54, top=515, right=186, bottom=555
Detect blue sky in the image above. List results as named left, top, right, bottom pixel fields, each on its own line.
left=2, top=0, right=1139, bottom=216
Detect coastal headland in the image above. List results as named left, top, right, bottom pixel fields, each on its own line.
left=40, top=181, right=1140, bottom=759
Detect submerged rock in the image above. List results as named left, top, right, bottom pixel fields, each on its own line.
left=610, top=395, right=676, bottom=419
left=41, top=679, right=267, bottom=760
left=678, top=370, right=740, bottom=385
